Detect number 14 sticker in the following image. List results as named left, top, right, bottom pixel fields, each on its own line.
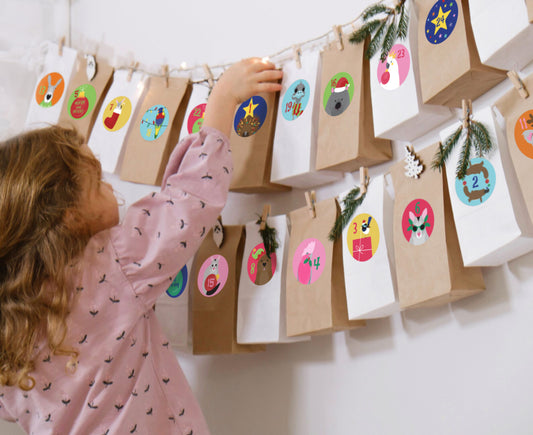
left=292, top=238, right=326, bottom=285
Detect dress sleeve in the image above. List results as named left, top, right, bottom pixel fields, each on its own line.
left=109, top=127, right=232, bottom=309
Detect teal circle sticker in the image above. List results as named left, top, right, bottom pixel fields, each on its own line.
left=140, top=105, right=170, bottom=141
left=455, top=158, right=496, bottom=206
left=323, top=72, right=355, bottom=117
left=166, top=265, right=188, bottom=298
left=281, top=79, right=310, bottom=121
left=68, top=84, right=96, bottom=120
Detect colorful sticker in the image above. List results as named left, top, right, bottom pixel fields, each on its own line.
left=346, top=213, right=380, bottom=262
left=165, top=265, right=188, bottom=298
left=197, top=255, right=228, bottom=297
left=402, top=199, right=435, bottom=246
left=455, top=158, right=496, bottom=206
left=35, top=72, right=65, bottom=107
left=67, top=84, right=96, bottom=120
left=281, top=79, right=310, bottom=121
left=514, top=110, right=533, bottom=159
left=140, top=105, right=170, bottom=141
left=102, top=96, right=132, bottom=132
left=187, top=103, right=206, bottom=134
left=233, top=96, right=268, bottom=137
left=425, top=1, right=459, bottom=44
left=247, top=243, right=277, bottom=286
left=377, top=44, right=411, bottom=90
left=292, top=238, right=326, bottom=285
left=323, top=72, right=355, bottom=117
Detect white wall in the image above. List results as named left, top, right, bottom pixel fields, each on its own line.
left=2, top=1, right=533, bottom=434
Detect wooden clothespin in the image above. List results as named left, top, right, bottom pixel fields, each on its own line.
left=127, top=61, right=139, bottom=82
left=360, top=167, right=369, bottom=194
left=162, top=64, right=169, bottom=88
left=305, top=191, right=317, bottom=218
left=203, top=64, right=215, bottom=90
left=58, top=36, right=65, bottom=56
left=292, top=45, right=302, bottom=69
left=212, top=216, right=224, bottom=248
left=462, top=99, right=472, bottom=129
left=507, top=70, right=529, bottom=99
left=332, top=25, right=344, bottom=51
left=260, top=204, right=271, bottom=231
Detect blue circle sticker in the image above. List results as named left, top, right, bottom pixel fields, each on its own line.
left=140, top=105, right=170, bottom=141
left=455, top=158, right=496, bottom=206
left=166, top=265, right=188, bottom=298
left=234, top=96, right=268, bottom=137
left=425, top=1, right=459, bottom=45
left=281, top=79, right=310, bottom=121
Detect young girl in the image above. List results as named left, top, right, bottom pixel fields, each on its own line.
left=0, top=58, right=282, bottom=434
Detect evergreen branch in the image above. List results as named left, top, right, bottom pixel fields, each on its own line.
left=431, top=125, right=463, bottom=172
left=349, top=19, right=381, bottom=44
left=365, top=19, right=388, bottom=60
left=380, top=17, right=397, bottom=62
left=329, top=187, right=366, bottom=241
left=470, top=120, right=494, bottom=157
left=362, top=4, right=392, bottom=20
left=397, top=3, right=409, bottom=40
left=456, top=129, right=473, bottom=180
left=256, top=215, right=279, bottom=258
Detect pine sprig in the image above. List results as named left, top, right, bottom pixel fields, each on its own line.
left=329, top=187, right=367, bottom=241
left=431, top=125, right=462, bottom=172
left=362, top=4, right=392, bottom=20
left=381, top=19, right=397, bottom=62
left=349, top=19, right=382, bottom=44
left=256, top=215, right=279, bottom=258
left=397, top=3, right=409, bottom=40
left=456, top=130, right=473, bottom=180
left=470, top=120, right=493, bottom=155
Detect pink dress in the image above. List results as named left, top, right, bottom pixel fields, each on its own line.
left=0, top=127, right=232, bottom=434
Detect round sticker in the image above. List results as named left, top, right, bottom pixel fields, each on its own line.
left=247, top=243, right=277, bottom=286
left=425, top=0, right=459, bottom=44
left=292, top=238, right=326, bottom=285
left=187, top=103, right=206, bottom=134
left=455, top=157, right=496, bottom=206
left=67, top=84, right=96, bottom=120
left=166, top=265, right=188, bottom=298
left=514, top=110, right=533, bottom=159
left=346, top=213, right=380, bottom=262
left=377, top=44, right=411, bottom=90
left=140, top=105, right=170, bottom=141
left=102, top=96, right=132, bottom=132
left=323, top=72, right=355, bottom=117
left=402, top=199, right=435, bottom=245
left=197, top=255, right=228, bottom=297
left=281, top=79, right=310, bottom=121
left=233, top=96, right=268, bottom=137
left=35, top=72, right=65, bottom=107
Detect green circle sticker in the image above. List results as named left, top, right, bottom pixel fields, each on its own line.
left=68, top=84, right=97, bottom=120
left=323, top=72, right=355, bottom=117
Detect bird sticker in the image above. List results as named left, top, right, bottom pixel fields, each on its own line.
left=197, top=255, right=229, bottom=297
left=140, top=105, right=169, bottom=141
left=377, top=45, right=410, bottom=91
left=347, top=213, right=380, bottom=262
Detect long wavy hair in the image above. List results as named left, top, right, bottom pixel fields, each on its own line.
left=0, top=125, right=102, bottom=390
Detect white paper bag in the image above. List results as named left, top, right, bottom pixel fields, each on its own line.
left=25, top=41, right=77, bottom=129
left=440, top=105, right=533, bottom=266
left=155, top=259, right=193, bottom=350
left=237, top=215, right=309, bottom=344
left=340, top=175, right=399, bottom=319
left=369, top=0, right=451, bottom=141
left=470, top=0, right=533, bottom=70
left=178, top=83, right=210, bottom=141
left=87, top=69, right=147, bottom=173
left=270, top=50, right=342, bottom=188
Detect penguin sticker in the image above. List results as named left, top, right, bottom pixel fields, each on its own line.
left=197, top=255, right=229, bottom=297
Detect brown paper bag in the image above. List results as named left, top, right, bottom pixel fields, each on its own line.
left=527, top=0, right=533, bottom=23
left=286, top=197, right=365, bottom=336
left=390, top=143, right=485, bottom=309
left=494, top=72, right=533, bottom=225
left=229, top=91, right=290, bottom=193
left=315, top=35, right=392, bottom=172
left=120, top=76, right=191, bottom=185
left=191, top=224, right=265, bottom=354
left=57, top=54, right=113, bottom=141
left=417, top=0, right=506, bottom=107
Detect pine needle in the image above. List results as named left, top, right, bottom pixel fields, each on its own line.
left=362, top=4, right=392, bottom=20
left=349, top=19, right=382, bottom=44
left=380, top=18, right=397, bottom=62
left=431, top=125, right=462, bottom=172
left=329, top=187, right=366, bottom=241
left=470, top=120, right=493, bottom=156
left=456, top=130, right=473, bottom=180
left=365, top=19, right=387, bottom=60
left=256, top=215, right=279, bottom=258
left=397, top=3, right=409, bottom=40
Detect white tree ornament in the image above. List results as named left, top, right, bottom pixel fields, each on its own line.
left=404, top=145, right=424, bottom=179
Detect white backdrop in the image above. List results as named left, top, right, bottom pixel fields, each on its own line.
left=2, top=1, right=533, bottom=434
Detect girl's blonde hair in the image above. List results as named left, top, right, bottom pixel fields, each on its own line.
left=0, top=125, right=101, bottom=390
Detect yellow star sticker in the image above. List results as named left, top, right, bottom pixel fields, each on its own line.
left=431, top=6, right=451, bottom=35
left=243, top=97, right=258, bottom=118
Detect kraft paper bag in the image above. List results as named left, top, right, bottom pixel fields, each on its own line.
left=57, top=54, right=114, bottom=141
left=155, top=258, right=194, bottom=350
left=390, top=143, right=485, bottom=309
left=369, top=0, right=451, bottom=141
left=25, top=41, right=77, bottom=128
left=494, top=73, right=533, bottom=230
left=286, top=198, right=365, bottom=336
left=191, top=224, right=265, bottom=354
left=316, top=34, right=392, bottom=172
left=470, top=0, right=533, bottom=70
left=120, top=76, right=191, bottom=185
left=88, top=69, right=147, bottom=173
left=237, top=215, right=310, bottom=344
left=527, top=0, right=533, bottom=23
left=340, top=175, right=399, bottom=320
left=229, top=90, right=290, bottom=193
left=440, top=106, right=533, bottom=266
left=417, top=0, right=506, bottom=107
left=270, top=50, right=342, bottom=188
left=177, top=83, right=210, bottom=141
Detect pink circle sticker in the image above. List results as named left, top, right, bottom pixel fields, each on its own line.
left=376, top=44, right=411, bottom=90
left=401, top=199, right=435, bottom=245
left=197, top=255, right=228, bottom=297
left=292, top=238, right=326, bottom=285
left=247, top=243, right=277, bottom=286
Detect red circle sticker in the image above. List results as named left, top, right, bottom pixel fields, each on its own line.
left=402, top=199, right=434, bottom=245
left=187, top=103, right=206, bottom=134
left=247, top=243, right=277, bottom=286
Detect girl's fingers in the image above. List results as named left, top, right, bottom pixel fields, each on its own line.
left=254, top=69, right=283, bottom=83
left=255, top=82, right=283, bottom=94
